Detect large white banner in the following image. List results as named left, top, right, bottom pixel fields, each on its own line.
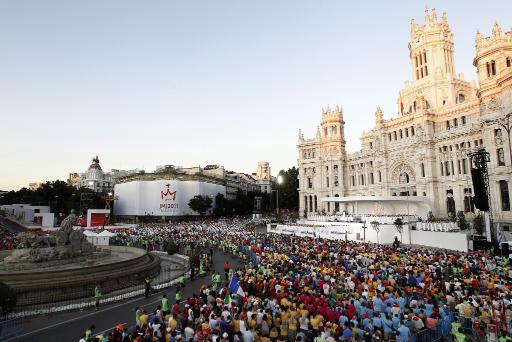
left=114, top=180, right=226, bottom=216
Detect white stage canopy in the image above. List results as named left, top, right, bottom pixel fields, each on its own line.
left=320, top=196, right=433, bottom=217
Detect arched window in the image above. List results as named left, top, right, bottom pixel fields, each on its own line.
left=500, top=180, right=510, bottom=211
left=457, top=93, right=465, bottom=104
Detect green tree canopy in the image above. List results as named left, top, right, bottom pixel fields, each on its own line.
left=0, top=181, right=104, bottom=216
left=276, top=166, right=299, bottom=210
left=188, top=195, right=213, bottom=216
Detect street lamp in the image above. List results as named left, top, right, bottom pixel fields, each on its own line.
left=482, top=112, right=512, bottom=164
left=272, top=175, right=284, bottom=219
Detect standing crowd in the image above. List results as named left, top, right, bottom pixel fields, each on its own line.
left=76, top=217, right=511, bottom=341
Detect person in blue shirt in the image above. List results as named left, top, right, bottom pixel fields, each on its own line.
left=397, top=295, right=406, bottom=312
left=373, top=297, right=384, bottom=313
left=342, top=323, right=353, bottom=341
left=381, top=313, right=393, bottom=338
left=338, top=314, right=348, bottom=327
left=397, top=322, right=411, bottom=342
left=392, top=314, right=401, bottom=330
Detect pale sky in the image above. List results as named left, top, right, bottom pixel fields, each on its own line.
left=1, top=1, right=511, bottom=191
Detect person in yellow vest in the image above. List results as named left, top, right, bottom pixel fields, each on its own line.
left=94, top=286, right=102, bottom=311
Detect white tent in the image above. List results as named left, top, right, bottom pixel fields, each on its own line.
left=96, top=230, right=115, bottom=246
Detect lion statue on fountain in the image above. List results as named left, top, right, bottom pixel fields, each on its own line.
left=6, top=210, right=94, bottom=263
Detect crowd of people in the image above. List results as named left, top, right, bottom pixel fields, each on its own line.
left=79, top=217, right=512, bottom=341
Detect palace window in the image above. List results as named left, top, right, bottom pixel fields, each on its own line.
left=458, top=160, right=461, bottom=174
left=405, top=128, right=409, bottom=137
left=464, top=188, right=475, bottom=213
left=370, top=173, right=374, bottom=184
left=308, top=178, right=312, bottom=189
left=487, top=60, right=497, bottom=77
left=378, top=171, right=382, bottom=182
left=440, top=162, right=444, bottom=176
left=495, top=128, right=502, bottom=137
left=497, top=148, right=506, bottom=166
left=399, top=130, right=403, bottom=139
left=457, top=94, right=465, bottom=104
left=500, top=180, right=510, bottom=211
left=360, top=174, right=365, bottom=186
left=453, top=118, right=458, bottom=127
left=421, top=163, right=425, bottom=177
left=351, top=176, right=355, bottom=187
left=462, top=159, right=468, bottom=174
left=326, top=177, right=329, bottom=187
left=462, top=116, right=466, bottom=125
left=507, top=57, right=511, bottom=68
left=388, top=133, right=392, bottom=141
left=394, top=131, right=397, bottom=140
left=411, top=126, right=415, bottom=135
left=446, top=121, right=450, bottom=130
left=445, top=161, right=450, bottom=176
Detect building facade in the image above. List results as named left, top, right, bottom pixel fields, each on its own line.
left=252, top=161, right=273, bottom=194
left=298, top=9, right=512, bottom=225
left=68, top=156, right=141, bottom=193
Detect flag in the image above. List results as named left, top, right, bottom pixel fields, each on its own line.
left=228, top=274, right=246, bottom=297
left=224, top=291, right=231, bottom=305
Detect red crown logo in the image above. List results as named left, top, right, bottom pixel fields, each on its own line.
left=161, top=184, right=177, bottom=200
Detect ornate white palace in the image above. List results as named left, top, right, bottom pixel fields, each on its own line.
left=298, top=9, right=512, bottom=227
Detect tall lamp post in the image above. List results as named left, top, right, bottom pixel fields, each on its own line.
left=482, top=112, right=512, bottom=164
left=272, top=175, right=284, bottom=219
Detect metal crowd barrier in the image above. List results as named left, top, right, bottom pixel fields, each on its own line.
left=412, top=326, right=443, bottom=342
left=0, top=317, right=23, bottom=340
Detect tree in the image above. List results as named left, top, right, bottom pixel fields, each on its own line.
left=394, top=217, right=404, bottom=242
left=213, top=193, right=226, bottom=217
left=456, top=211, right=469, bottom=230
left=473, top=213, right=485, bottom=236
left=0, top=282, right=17, bottom=316
left=370, top=221, right=381, bottom=244
left=276, top=167, right=299, bottom=211
left=188, top=195, right=213, bottom=216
